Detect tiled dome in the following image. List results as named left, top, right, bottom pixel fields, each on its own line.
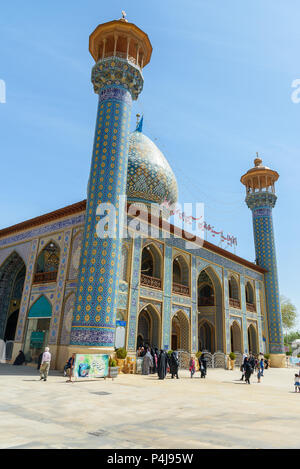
left=127, top=119, right=178, bottom=207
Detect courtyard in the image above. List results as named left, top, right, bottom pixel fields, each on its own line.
left=0, top=364, right=299, bottom=449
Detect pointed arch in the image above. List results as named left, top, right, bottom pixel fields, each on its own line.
left=248, top=323, right=258, bottom=354
left=140, top=243, right=162, bottom=289
left=230, top=320, right=242, bottom=353
left=245, top=281, right=256, bottom=312
left=28, top=295, right=52, bottom=318
left=172, top=254, right=190, bottom=295
left=0, top=251, right=26, bottom=341
left=171, top=309, right=190, bottom=352
left=198, top=318, right=215, bottom=353
left=34, top=241, right=60, bottom=284
left=137, top=303, right=161, bottom=349
left=198, top=266, right=224, bottom=352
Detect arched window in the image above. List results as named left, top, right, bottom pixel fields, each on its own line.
left=228, top=276, right=240, bottom=308
left=34, top=242, right=60, bottom=284
left=140, top=244, right=162, bottom=289
left=0, top=252, right=26, bottom=342
left=245, top=282, right=256, bottom=312
left=172, top=255, right=190, bottom=296
left=198, top=271, right=215, bottom=306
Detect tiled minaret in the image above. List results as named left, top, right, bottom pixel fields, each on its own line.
left=241, top=156, right=285, bottom=367
left=70, top=16, right=152, bottom=351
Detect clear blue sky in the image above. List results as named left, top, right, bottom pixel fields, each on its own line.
left=1, top=1, right=299, bottom=323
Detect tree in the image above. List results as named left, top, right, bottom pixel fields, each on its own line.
left=280, top=295, right=297, bottom=335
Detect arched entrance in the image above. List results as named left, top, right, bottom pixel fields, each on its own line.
left=137, top=305, right=161, bottom=349
left=248, top=324, right=258, bottom=354
left=198, top=320, right=215, bottom=353
left=171, top=311, right=190, bottom=352
left=230, top=321, right=242, bottom=352
left=198, top=267, right=224, bottom=352
left=24, top=295, right=52, bottom=364
left=0, top=252, right=26, bottom=342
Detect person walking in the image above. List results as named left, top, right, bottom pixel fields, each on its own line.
left=142, top=348, right=153, bottom=375
left=169, top=351, right=180, bottom=379
left=157, top=350, right=168, bottom=380
left=259, top=356, right=264, bottom=376
left=240, top=353, right=247, bottom=381
left=39, top=347, right=51, bottom=382
left=244, top=357, right=253, bottom=384
left=189, top=357, right=196, bottom=378
left=199, top=354, right=207, bottom=378
left=294, top=374, right=300, bottom=393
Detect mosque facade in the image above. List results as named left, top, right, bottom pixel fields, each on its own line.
left=0, top=17, right=285, bottom=369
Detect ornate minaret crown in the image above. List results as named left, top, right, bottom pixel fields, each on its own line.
left=241, top=156, right=285, bottom=364
left=89, top=18, right=152, bottom=99
left=241, top=154, right=279, bottom=210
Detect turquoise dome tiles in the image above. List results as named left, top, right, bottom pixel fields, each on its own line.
left=127, top=129, right=178, bottom=206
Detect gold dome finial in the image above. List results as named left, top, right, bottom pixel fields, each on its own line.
left=120, top=10, right=128, bottom=22
left=254, top=152, right=263, bottom=167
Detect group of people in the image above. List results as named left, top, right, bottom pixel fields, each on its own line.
left=138, top=347, right=180, bottom=380
left=240, top=352, right=267, bottom=384
left=189, top=354, right=208, bottom=378
left=138, top=346, right=210, bottom=380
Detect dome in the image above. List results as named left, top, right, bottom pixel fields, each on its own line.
left=126, top=119, right=178, bottom=208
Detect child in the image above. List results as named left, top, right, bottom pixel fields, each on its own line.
left=189, top=357, right=196, bottom=378
left=294, top=374, right=300, bottom=393
left=257, top=367, right=262, bottom=383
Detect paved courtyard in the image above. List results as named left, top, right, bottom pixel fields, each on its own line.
left=0, top=363, right=299, bottom=449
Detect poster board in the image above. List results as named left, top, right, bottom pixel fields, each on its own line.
left=73, top=354, right=109, bottom=380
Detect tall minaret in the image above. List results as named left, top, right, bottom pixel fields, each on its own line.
left=241, top=156, right=285, bottom=367
left=70, top=16, right=152, bottom=352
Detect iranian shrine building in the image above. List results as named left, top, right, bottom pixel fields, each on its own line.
left=0, top=15, right=285, bottom=369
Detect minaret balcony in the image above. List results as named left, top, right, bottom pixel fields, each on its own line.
left=101, top=51, right=141, bottom=69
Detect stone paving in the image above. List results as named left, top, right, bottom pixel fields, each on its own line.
left=0, top=363, right=299, bottom=449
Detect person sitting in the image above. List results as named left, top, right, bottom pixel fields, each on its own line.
left=13, top=350, right=26, bottom=366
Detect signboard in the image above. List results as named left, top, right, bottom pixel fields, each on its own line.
left=73, top=354, right=109, bottom=380
left=116, top=321, right=126, bottom=327
left=289, top=357, right=300, bottom=366
left=30, top=331, right=45, bottom=349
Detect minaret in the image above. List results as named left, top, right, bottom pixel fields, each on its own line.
left=70, top=16, right=152, bottom=352
left=241, top=156, right=285, bottom=367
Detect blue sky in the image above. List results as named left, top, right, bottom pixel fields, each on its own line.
left=1, top=1, right=299, bottom=323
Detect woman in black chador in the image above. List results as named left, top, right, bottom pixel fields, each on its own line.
left=157, top=350, right=168, bottom=380
left=199, top=354, right=208, bottom=378
left=244, top=357, right=253, bottom=384
left=13, top=350, right=25, bottom=366
left=169, top=352, right=179, bottom=379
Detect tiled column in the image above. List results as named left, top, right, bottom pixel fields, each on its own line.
left=162, top=245, right=172, bottom=350
left=71, top=56, right=144, bottom=349
left=240, top=275, right=249, bottom=353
